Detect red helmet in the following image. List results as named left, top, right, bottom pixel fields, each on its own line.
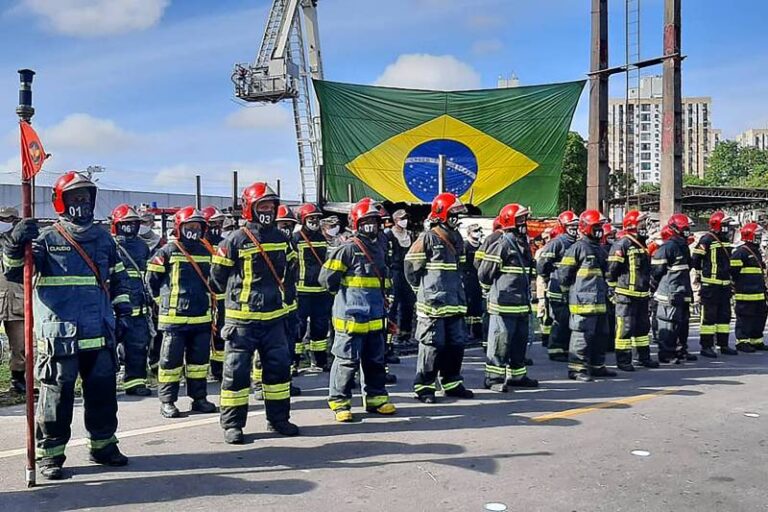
left=492, top=216, right=502, bottom=231
left=51, top=171, right=96, bottom=215
left=668, top=213, right=691, bottom=237
left=602, top=222, right=616, bottom=244
left=660, top=225, right=675, bottom=241
left=349, top=197, right=381, bottom=231
left=241, top=182, right=279, bottom=221
left=558, top=210, right=578, bottom=228
left=497, top=203, right=529, bottom=230
left=297, top=203, right=322, bottom=224
left=740, top=222, right=763, bottom=243
left=276, top=204, right=297, bottom=223
left=110, top=204, right=140, bottom=235
left=623, top=210, right=649, bottom=232
left=550, top=224, right=565, bottom=238
left=174, top=206, right=206, bottom=236
left=429, top=192, right=467, bottom=223
left=374, top=202, right=391, bottom=220
left=578, top=209, right=606, bottom=238
left=709, top=211, right=736, bottom=232
left=201, top=205, right=226, bottom=224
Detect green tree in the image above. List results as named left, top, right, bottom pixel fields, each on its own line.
left=608, top=168, right=637, bottom=198
left=638, top=183, right=660, bottom=193
left=559, top=131, right=587, bottom=212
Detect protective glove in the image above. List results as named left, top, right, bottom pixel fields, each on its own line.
left=10, top=218, right=39, bottom=246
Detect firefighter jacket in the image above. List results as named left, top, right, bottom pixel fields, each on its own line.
left=691, top=232, right=732, bottom=287
left=462, top=240, right=483, bottom=299
left=209, top=223, right=297, bottom=325
left=730, top=242, right=767, bottom=302
left=537, top=233, right=578, bottom=304
left=3, top=221, right=131, bottom=350
left=319, top=234, right=390, bottom=334
left=292, top=227, right=328, bottom=294
left=388, top=227, right=413, bottom=274
left=473, top=230, right=503, bottom=269
left=202, top=237, right=227, bottom=330
left=650, top=235, right=693, bottom=305
left=114, top=235, right=152, bottom=317
left=558, top=237, right=609, bottom=316
left=0, top=232, right=24, bottom=322
left=404, top=225, right=467, bottom=317
left=607, top=233, right=651, bottom=303
left=477, top=232, right=535, bottom=315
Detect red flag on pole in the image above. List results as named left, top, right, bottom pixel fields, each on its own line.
left=19, top=120, right=46, bottom=180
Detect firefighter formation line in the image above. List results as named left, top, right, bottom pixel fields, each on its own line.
left=4, top=171, right=766, bottom=480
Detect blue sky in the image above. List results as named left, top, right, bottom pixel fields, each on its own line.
left=1, top=0, right=766, bottom=199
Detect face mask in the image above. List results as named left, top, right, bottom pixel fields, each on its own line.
left=516, top=223, right=528, bottom=236
left=469, top=231, right=482, bottom=240
left=256, top=212, right=275, bottom=227
left=117, top=222, right=139, bottom=239
left=566, top=225, right=578, bottom=237
left=447, top=214, right=460, bottom=229
left=209, top=226, right=222, bottom=238
left=306, top=219, right=320, bottom=232
left=139, top=224, right=151, bottom=236
left=181, top=226, right=203, bottom=241
left=682, top=228, right=691, bottom=238
left=0, top=221, right=12, bottom=234
left=591, top=227, right=604, bottom=240
left=360, top=222, right=379, bottom=238
left=326, top=226, right=340, bottom=237
left=637, top=226, right=648, bottom=238
left=396, top=219, right=408, bottom=229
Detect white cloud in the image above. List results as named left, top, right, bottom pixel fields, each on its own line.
left=44, top=113, right=139, bottom=154
left=226, top=105, right=293, bottom=131
left=471, top=39, right=504, bottom=56
left=374, top=54, right=482, bottom=91
left=23, top=0, right=169, bottom=37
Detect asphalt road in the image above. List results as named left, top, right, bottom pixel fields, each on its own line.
left=1, top=327, right=767, bottom=512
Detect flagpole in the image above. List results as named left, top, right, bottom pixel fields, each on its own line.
left=16, top=68, right=36, bottom=488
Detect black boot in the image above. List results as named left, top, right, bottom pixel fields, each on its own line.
left=638, top=359, right=660, bottom=368
left=191, top=398, right=217, bottom=413
left=267, top=420, right=300, bottom=436
left=385, top=349, right=401, bottom=365
left=736, top=343, right=756, bottom=353
left=224, top=428, right=244, bottom=445
left=210, top=361, right=223, bottom=382
left=10, top=371, right=26, bottom=394
left=617, top=363, right=636, bottom=372
left=39, top=457, right=65, bottom=480
left=507, top=376, right=539, bottom=388
left=591, top=367, right=618, bottom=378
left=568, top=371, right=593, bottom=382
left=385, top=373, right=398, bottom=385
left=89, top=444, right=128, bottom=466
left=524, top=358, right=534, bottom=366
left=700, top=347, right=718, bottom=358
left=290, top=384, right=302, bottom=396
left=719, top=346, right=738, bottom=356
left=126, top=385, right=152, bottom=397
left=549, top=353, right=569, bottom=362
left=160, top=402, right=180, bottom=418
left=444, top=384, right=474, bottom=399
left=416, top=393, right=436, bottom=404
left=754, top=343, right=768, bottom=351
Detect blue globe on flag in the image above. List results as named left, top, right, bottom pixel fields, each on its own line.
left=403, top=139, right=478, bottom=202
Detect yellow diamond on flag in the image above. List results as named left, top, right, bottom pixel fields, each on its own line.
left=345, top=114, right=539, bottom=205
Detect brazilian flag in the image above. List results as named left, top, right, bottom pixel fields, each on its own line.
left=314, top=79, right=585, bottom=216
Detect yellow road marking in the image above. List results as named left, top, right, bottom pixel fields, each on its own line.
left=531, top=389, right=678, bottom=423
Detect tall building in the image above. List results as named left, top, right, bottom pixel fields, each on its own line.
left=737, top=128, right=768, bottom=150
left=608, top=76, right=717, bottom=187
left=497, top=73, right=519, bottom=89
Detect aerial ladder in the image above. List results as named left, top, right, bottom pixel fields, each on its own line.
left=232, top=0, right=324, bottom=203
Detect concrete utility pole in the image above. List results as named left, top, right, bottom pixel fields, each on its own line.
left=587, top=0, right=609, bottom=212
left=660, top=0, right=682, bottom=221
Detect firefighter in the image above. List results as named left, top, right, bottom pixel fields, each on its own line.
left=477, top=204, right=538, bottom=391
left=730, top=223, right=768, bottom=352
left=538, top=211, right=580, bottom=362
left=277, top=205, right=304, bottom=373
left=319, top=198, right=397, bottom=421
left=601, top=223, right=617, bottom=352
left=147, top=207, right=217, bottom=419
left=534, top=226, right=559, bottom=349
left=201, top=205, right=227, bottom=381
left=691, top=211, right=739, bottom=357
left=210, top=182, right=299, bottom=444
left=463, top=223, right=485, bottom=342
left=294, top=203, right=332, bottom=371
left=111, top=204, right=153, bottom=396
left=607, top=210, right=659, bottom=371
left=387, top=209, right=416, bottom=347
left=474, top=217, right=503, bottom=349
left=651, top=214, right=697, bottom=363
left=321, top=215, right=344, bottom=247
left=0, top=206, right=26, bottom=393
left=137, top=205, right=165, bottom=379
left=405, top=192, right=474, bottom=403
left=4, top=171, right=130, bottom=479
left=558, top=210, right=615, bottom=382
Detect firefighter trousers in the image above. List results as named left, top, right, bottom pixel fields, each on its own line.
left=700, top=284, right=732, bottom=349
left=734, top=301, right=767, bottom=347
left=548, top=300, right=571, bottom=357
left=35, top=346, right=119, bottom=464
left=118, top=314, right=151, bottom=391
left=568, top=314, right=608, bottom=375
left=298, top=292, right=332, bottom=367
left=538, top=298, right=551, bottom=347
left=485, top=313, right=529, bottom=385
left=388, top=270, right=415, bottom=338
left=158, top=327, right=211, bottom=403
left=220, top=319, right=292, bottom=429
left=328, top=329, right=389, bottom=411
left=656, top=301, right=691, bottom=359
left=413, top=315, right=466, bottom=397
left=615, top=299, right=653, bottom=366
left=1, top=319, right=24, bottom=373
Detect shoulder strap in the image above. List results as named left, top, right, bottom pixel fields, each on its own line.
left=623, top=233, right=647, bottom=252
left=741, top=243, right=765, bottom=272
left=201, top=238, right=216, bottom=256
left=298, top=230, right=325, bottom=266
left=352, top=236, right=393, bottom=312
left=503, top=233, right=532, bottom=290
left=707, top=232, right=731, bottom=260
left=430, top=226, right=457, bottom=256
left=173, top=240, right=217, bottom=298
left=54, top=223, right=110, bottom=296
left=241, top=227, right=285, bottom=291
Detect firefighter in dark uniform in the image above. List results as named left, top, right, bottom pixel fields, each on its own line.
left=477, top=204, right=538, bottom=392
left=210, top=182, right=299, bottom=444
left=319, top=198, right=397, bottom=422
left=691, top=211, right=739, bottom=357
left=0, top=206, right=26, bottom=393
left=537, top=211, right=579, bottom=362
left=651, top=214, right=697, bottom=363
left=405, top=192, right=474, bottom=403
left=474, top=217, right=503, bottom=348
left=387, top=209, right=416, bottom=347
left=147, top=207, right=217, bottom=419
left=4, top=171, right=130, bottom=479
left=607, top=210, right=659, bottom=371
left=137, top=206, right=165, bottom=379
left=463, top=223, right=485, bottom=342
left=601, top=223, right=617, bottom=352
left=200, top=205, right=227, bottom=381
left=558, top=210, right=616, bottom=382
left=111, top=204, right=153, bottom=396
left=276, top=205, right=304, bottom=374
left=730, top=222, right=768, bottom=352
left=294, top=203, right=332, bottom=371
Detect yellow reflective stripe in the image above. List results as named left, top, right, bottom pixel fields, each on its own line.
left=615, top=288, right=651, bottom=298
left=560, top=256, right=577, bottom=266
left=415, top=303, right=468, bottom=316
left=169, top=261, right=180, bottom=309
left=240, top=256, right=253, bottom=303
left=607, top=255, right=625, bottom=263
left=500, top=266, right=526, bottom=274
left=482, top=254, right=502, bottom=263
left=210, top=349, right=225, bottom=362
left=365, top=395, right=389, bottom=407
left=650, top=258, right=667, bottom=265
left=341, top=276, right=381, bottom=288
left=212, top=255, right=234, bottom=267
left=158, top=366, right=183, bottom=383
left=332, top=317, right=384, bottom=334
left=442, top=380, right=463, bottom=391
left=240, top=242, right=288, bottom=256
left=263, top=382, right=291, bottom=401
left=147, top=263, right=165, bottom=272
left=226, top=305, right=289, bottom=321
left=3, top=254, right=24, bottom=268
left=158, top=313, right=212, bottom=324
left=216, top=293, right=226, bottom=300
left=111, top=262, right=126, bottom=273
left=404, top=252, right=426, bottom=261
left=459, top=255, right=467, bottom=263
left=485, top=364, right=506, bottom=375
left=576, top=268, right=603, bottom=277
left=126, top=269, right=142, bottom=278
left=329, top=398, right=352, bottom=411
left=309, top=339, right=328, bottom=351
left=716, top=324, right=730, bottom=334
left=78, top=337, right=106, bottom=350
left=112, top=294, right=130, bottom=305
left=425, top=262, right=458, bottom=270
left=741, top=267, right=763, bottom=274
left=701, top=277, right=730, bottom=285
left=286, top=301, right=298, bottom=312
left=628, top=251, right=637, bottom=288
left=37, top=275, right=98, bottom=286
left=488, top=303, right=530, bottom=314
left=123, top=378, right=146, bottom=390
left=729, top=259, right=743, bottom=267
left=569, top=304, right=607, bottom=314
left=220, top=388, right=249, bottom=407
left=691, top=247, right=706, bottom=255
left=169, top=255, right=210, bottom=263
left=297, top=284, right=326, bottom=293
left=735, top=293, right=765, bottom=301
left=185, top=364, right=209, bottom=379
left=297, top=241, right=328, bottom=248
left=324, top=259, right=347, bottom=272
left=87, top=436, right=118, bottom=451
left=669, top=264, right=689, bottom=272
